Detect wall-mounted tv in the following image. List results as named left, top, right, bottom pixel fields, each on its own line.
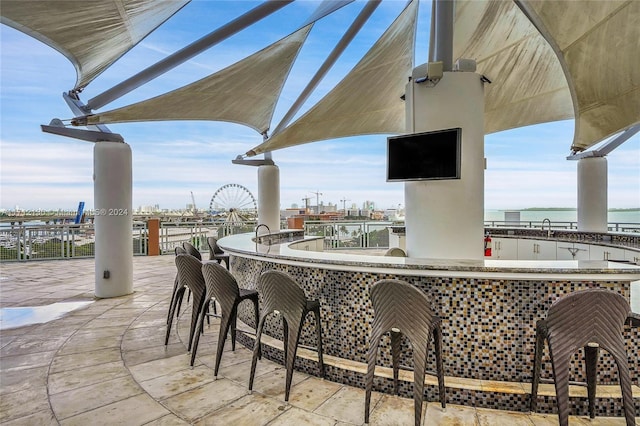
left=387, top=127, right=461, bottom=182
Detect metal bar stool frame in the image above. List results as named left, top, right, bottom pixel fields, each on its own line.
left=183, top=241, right=217, bottom=318
left=530, top=288, right=638, bottom=426
left=166, top=246, right=187, bottom=329
left=207, top=236, right=230, bottom=270
left=165, top=254, right=207, bottom=352
left=191, top=262, right=261, bottom=374
left=249, top=270, right=325, bottom=401
left=364, top=279, right=446, bottom=426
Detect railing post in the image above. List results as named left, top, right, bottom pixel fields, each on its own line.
left=147, top=218, right=160, bottom=256
left=67, top=226, right=72, bottom=258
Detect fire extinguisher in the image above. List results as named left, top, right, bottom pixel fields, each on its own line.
left=484, top=233, right=492, bottom=257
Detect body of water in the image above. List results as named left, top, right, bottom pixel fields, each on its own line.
left=484, top=209, right=639, bottom=224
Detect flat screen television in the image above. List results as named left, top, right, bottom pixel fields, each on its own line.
left=386, top=127, right=461, bottom=181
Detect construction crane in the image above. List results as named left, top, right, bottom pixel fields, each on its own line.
left=302, top=196, right=311, bottom=213
left=310, top=190, right=322, bottom=214
left=340, top=198, right=350, bottom=213
left=190, top=191, right=198, bottom=217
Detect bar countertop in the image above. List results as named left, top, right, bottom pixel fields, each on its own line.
left=218, top=233, right=640, bottom=279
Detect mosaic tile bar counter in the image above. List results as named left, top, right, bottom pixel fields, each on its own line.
left=221, top=234, right=640, bottom=415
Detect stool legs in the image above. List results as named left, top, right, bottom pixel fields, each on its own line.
left=433, top=324, right=446, bottom=409
left=284, top=316, right=303, bottom=401
left=365, top=328, right=444, bottom=426
left=549, top=352, right=572, bottom=426
left=312, top=307, right=325, bottom=378
left=364, top=329, right=383, bottom=425
left=165, top=286, right=185, bottom=345
left=248, top=316, right=266, bottom=393
left=584, top=345, right=598, bottom=419
left=390, top=330, right=401, bottom=394
left=212, top=306, right=235, bottom=375
left=530, top=322, right=546, bottom=412
left=249, top=309, right=323, bottom=401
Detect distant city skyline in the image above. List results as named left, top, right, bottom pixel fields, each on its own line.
left=1, top=1, right=638, bottom=212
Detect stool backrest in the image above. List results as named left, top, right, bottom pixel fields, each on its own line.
left=545, top=288, right=630, bottom=353
left=369, top=279, right=437, bottom=342
left=183, top=241, right=202, bottom=260
left=175, top=254, right=205, bottom=299
left=201, top=262, right=240, bottom=308
left=258, top=270, right=306, bottom=323
left=384, top=247, right=406, bottom=257
left=207, top=236, right=225, bottom=254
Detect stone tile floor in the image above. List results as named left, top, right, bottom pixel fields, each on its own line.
left=0, top=256, right=636, bottom=425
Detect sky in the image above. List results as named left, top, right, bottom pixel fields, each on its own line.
left=1, top=0, right=638, bottom=213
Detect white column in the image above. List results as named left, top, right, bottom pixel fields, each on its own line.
left=404, top=71, right=485, bottom=259
left=577, top=156, right=608, bottom=232
left=257, top=164, right=280, bottom=234
left=94, top=142, right=133, bottom=298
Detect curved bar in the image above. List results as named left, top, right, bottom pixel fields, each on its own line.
left=219, top=232, right=640, bottom=414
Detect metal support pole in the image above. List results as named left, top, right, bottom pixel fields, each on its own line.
left=87, top=1, right=294, bottom=110
left=433, top=0, right=454, bottom=71
left=567, top=124, right=640, bottom=160
left=272, top=0, right=381, bottom=135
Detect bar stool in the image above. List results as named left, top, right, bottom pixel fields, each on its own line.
left=384, top=247, right=406, bottom=257
left=530, top=288, right=638, bottom=426
left=165, top=254, right=207, bottom=351
left=191, top=262, right=261, bottom=374
left=183, top=241, right=218, bottom=317
left=249, top=270, right=325, bottom=401
left=207, top=236, right=230, bottom=270
left=183, top=241, right=202, bottom=260
left=166, top=246, right=187, bottom=327
left=364, top=279, right=445, bottom=426
left=181, top=242, right=200, bottom=307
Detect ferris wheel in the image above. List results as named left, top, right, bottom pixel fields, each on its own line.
left=209, top=183, right=257, bottom=224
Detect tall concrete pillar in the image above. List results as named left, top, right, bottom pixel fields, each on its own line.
left=94, top=142, right=133, bottom=298
left=257, top=164, right=280, bottom=234
left=404, top=70, right=485, bottom=259
left=577, top=156, right=608, bottom=232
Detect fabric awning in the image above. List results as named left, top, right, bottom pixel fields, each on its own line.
left=0, top=0, right=189, bottom=91
left=3, top=0, right=637, bottom=153
left=82, top=26, right=312, bottom=134
left=518, top=0, right=640, bottom=151
left=455, top=0, right=639, bottom=152
left=246, top=0, right=419, bottom=157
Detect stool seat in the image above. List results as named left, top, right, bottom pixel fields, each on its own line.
left=306, top=299, right=320, bottom=311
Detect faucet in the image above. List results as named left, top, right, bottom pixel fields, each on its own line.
left=541, top=218, right=552, bottom=238
left=255, top=223, right=271, bottom=242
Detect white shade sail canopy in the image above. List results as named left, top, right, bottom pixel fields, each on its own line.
left=247, top=0, right=419, bottom=157
left=83, top=26, right=312, bottom=134
left=0, top=0, right=189, bottom=91
left=456, top=0, right=639, bottom=152
left=2, top=0, right=638, bottom=153
left=520, top=0, right=639, bottom=152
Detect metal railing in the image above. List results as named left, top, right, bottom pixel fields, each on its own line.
left=303, top=220, right=640, bottom=251
left=158, top=220, right=259, bottom=254
left=483, top=220, right=640, bottom=233
left=2, top=219, right=637, bottom=261
left=0, top=222, right=148, bottom=261
left=303, top=220, right=394, bottom=250
left=0, top=220, right=260, bottom=261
